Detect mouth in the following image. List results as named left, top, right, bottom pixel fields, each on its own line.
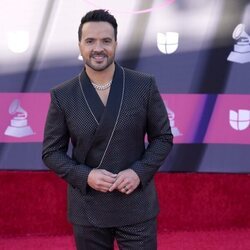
left=93, top=56, right=105, bottom=62
left=91, top=53, right=107, bottom=63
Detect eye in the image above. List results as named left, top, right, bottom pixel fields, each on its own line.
left=85, top=39, right=94, bottom=44
left=103, top=39, right=112, bottom=44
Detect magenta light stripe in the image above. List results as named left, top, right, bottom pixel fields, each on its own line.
left=84, top=0, right=175, bottom=14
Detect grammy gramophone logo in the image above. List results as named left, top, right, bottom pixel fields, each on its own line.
left=4, top=99, right=34, bottom=138
left=164, top=101, right=182, bottom=137
left=227, top=23, right=250, bottom=64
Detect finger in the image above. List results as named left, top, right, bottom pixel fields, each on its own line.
left=108, top=182, right=119, bottom=192
left=99, top=187, right=110, bottom=193
left=125, top=188, right=133, bottom=195
left=102, top=180, right=116, bottom=189
left=102, top=169, right=117, bottom=178
left=117, top=181, right=128, bottom=191
left=95, top=181, right=115, bottom=192
left=117, top=180, right=131, bottom=193
left=101, top=175, right=117, bottom=184
left=109, top=177, right=124, bottom=192
left=120, top=184, right=134, bottom=194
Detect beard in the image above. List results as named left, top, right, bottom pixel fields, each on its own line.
left=85, top=51, right=115, bottom=72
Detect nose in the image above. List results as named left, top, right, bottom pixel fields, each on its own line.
left=93, top=41, right=104, bottom=52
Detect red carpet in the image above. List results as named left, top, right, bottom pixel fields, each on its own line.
left=0, top=171, right=250, bottom=249
left=1, top=230, right=250, bottom=250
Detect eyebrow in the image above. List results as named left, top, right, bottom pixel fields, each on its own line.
left=84, top=36, right=113, bottom=40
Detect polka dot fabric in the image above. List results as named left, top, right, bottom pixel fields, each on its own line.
left=42, top=65, right=173, bottom=227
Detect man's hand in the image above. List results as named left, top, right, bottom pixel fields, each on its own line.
left=109, top=169, right=140, bottom=195
left=87, top=169, right=117, bottom=192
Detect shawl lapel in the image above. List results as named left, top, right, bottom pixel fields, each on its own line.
left=79, top=64, right=125, bottom=168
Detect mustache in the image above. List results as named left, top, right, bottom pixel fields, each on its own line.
left=91, top=52, right=107, bottom=57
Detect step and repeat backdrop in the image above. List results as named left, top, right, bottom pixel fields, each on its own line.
left=0, top=0, right=250, bottom=172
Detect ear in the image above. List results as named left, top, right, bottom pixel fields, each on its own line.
left=78, top=42, right=82, bottom=54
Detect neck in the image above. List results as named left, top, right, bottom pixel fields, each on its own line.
left=85, top=63, right=115, bottom=84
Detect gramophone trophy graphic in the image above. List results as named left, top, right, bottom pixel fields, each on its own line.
left=4, top=99, right=34, bottom=137
left=164, top=101, right=182, bottom=137
left=227, top=23, right=250, bottom=63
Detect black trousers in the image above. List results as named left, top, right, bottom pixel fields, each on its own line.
left=73, top=217, right=157, bottom=250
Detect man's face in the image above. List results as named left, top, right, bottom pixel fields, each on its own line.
left=79, top=21, right=117, bottom=72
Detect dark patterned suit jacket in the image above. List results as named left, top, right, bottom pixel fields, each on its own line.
left=42, top=63, right=173, bottom=227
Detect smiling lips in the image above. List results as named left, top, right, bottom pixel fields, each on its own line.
left=93, top=56, right=105, bottom=63
left=91, top=53, right=107, bottom=63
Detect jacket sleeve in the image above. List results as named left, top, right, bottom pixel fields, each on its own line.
left=42, top=90, right=92, bottom=194
left=130, top=77, right=173, bottom=187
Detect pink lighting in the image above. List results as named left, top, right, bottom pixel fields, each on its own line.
left=84, top=0, right=175, bottom=14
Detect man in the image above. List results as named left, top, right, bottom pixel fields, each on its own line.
left=42, top=9, right=173, bottom=250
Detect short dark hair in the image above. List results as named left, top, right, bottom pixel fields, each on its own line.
left=78, top=9, right=118, bottom=42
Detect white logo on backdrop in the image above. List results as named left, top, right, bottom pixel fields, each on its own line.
left=78, top=54, right=83, bottom=61
left=4, top=99, right=34, bottom=137
left=227, top=24, right=250, bottom=64
left=7, top=30, right=30, bottom=53
left=157, top=32, right=179, bottom=54
left=229, top=109, right=250, bottom=131
left=164, top=102, right=182, bottom=136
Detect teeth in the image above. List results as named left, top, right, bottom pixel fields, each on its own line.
left=93, top=56, right=105, bottom=61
